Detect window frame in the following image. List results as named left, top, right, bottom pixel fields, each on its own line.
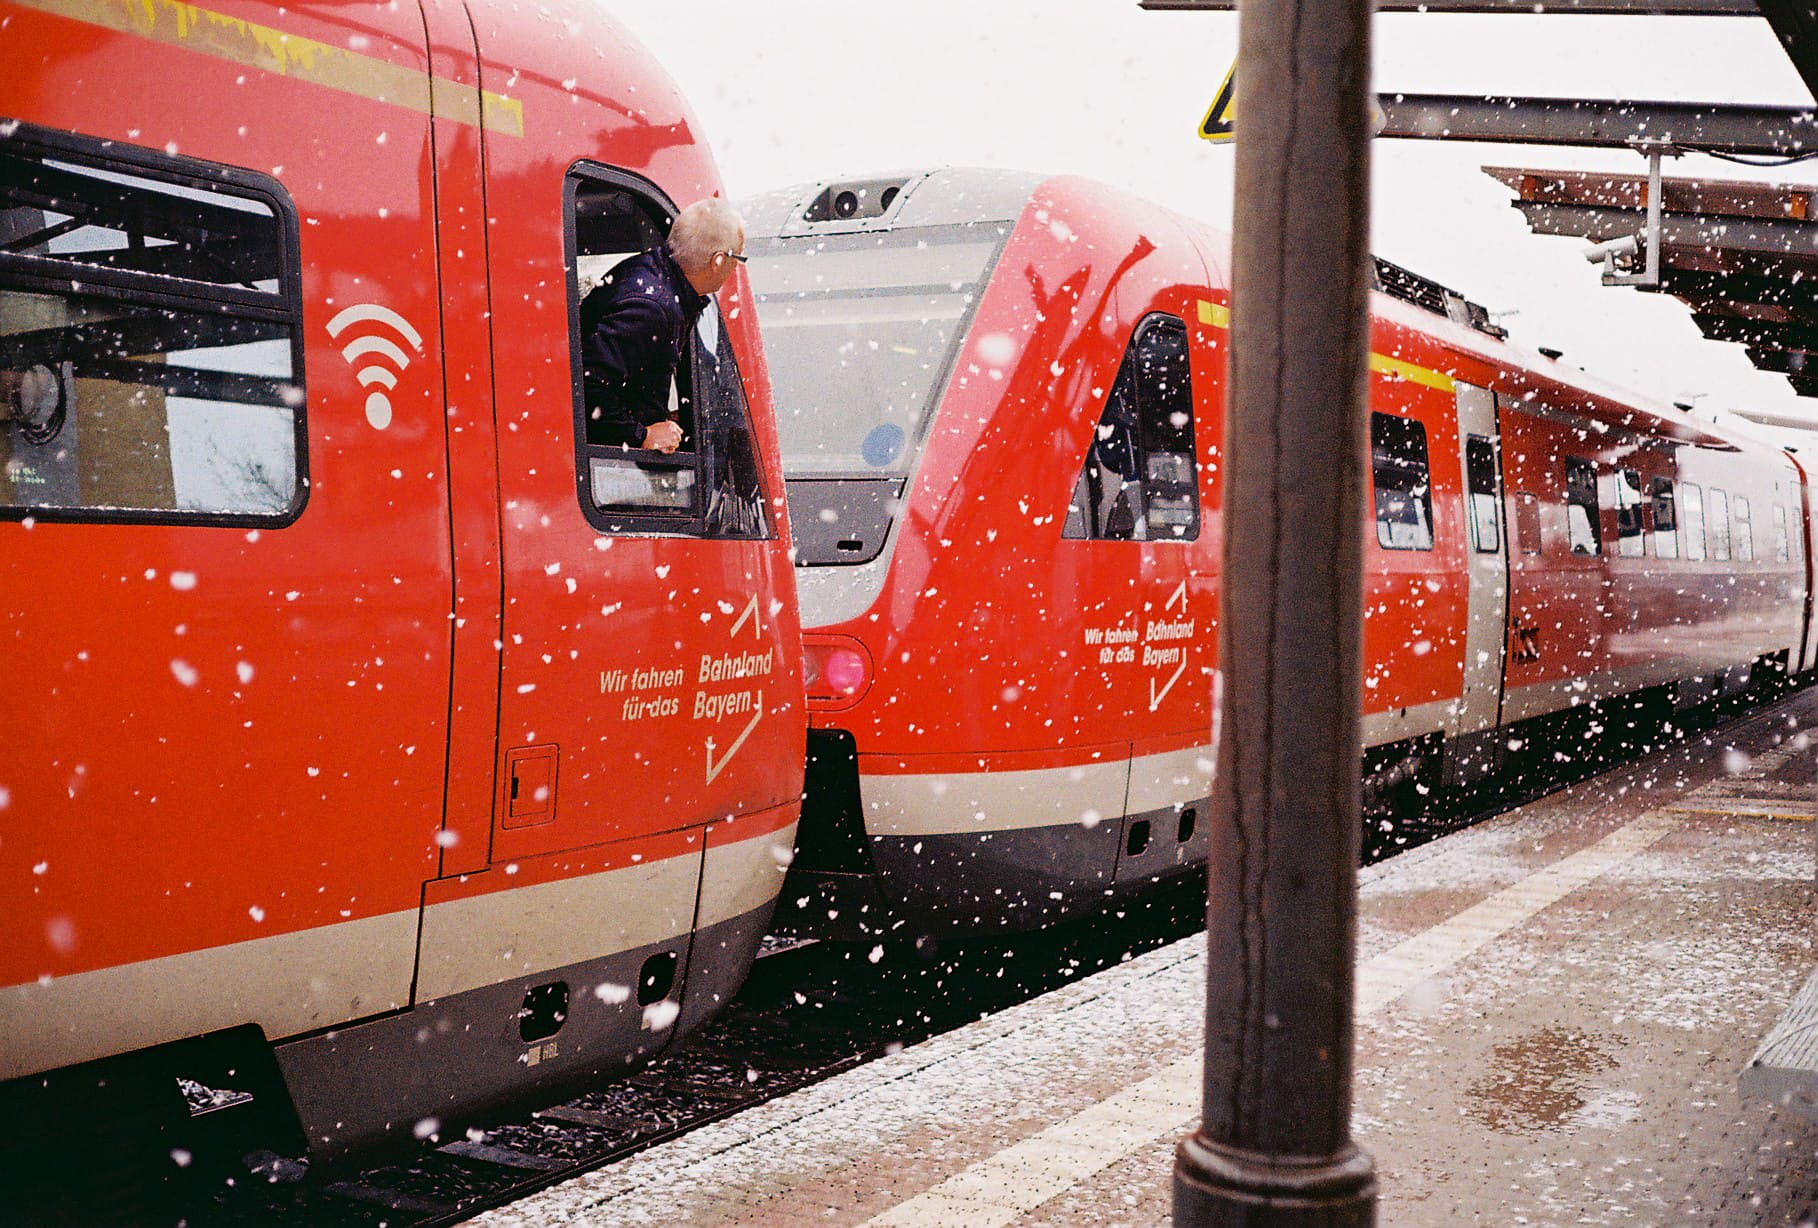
left=1681, top=482, right=1706, bottom=561
left=1130, top=313, right=1200, bottom=542
left=1370, top=410, right=1435, bottom=553
left=1564, top=456, right=1601, bottom=557
left=1464, top=434, right=1501, bottom=555
left=1709, top=486, right=1732, bottom=561
left=1650, top=476, right=1678, bottom=560
left=1614, top=466, right=1645, bottom=558
left=1062, top=311, right=1201, bottom=543
left=563, top=161, right=772, bottom=541
left=1514, top=491, right=1542, bottom=556
left=1, top=119, right=308, bottom=528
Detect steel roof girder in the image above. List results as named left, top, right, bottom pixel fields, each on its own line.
left=1380, top=95, right=1818, bottom=155
left=1754, top=0, right=1818, bottom=105
left=1747, top=346, right=1816, bottom=374
left=1664, top=268, right=1818, bottom=315
left=1687, top=298, right=1818, bottom=330
left=1694, top=311, right=1818, bottom=346
left=1513, top=200, right=1818, bottom=260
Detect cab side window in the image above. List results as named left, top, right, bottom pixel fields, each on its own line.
left=1734, top=495, right=1753, bottom=562
left=1, top=124, right=304, bottom=524
left=1372, top=412, right=1433, bottom=551
left=1064, top=314, right=1199, bottom=542
left=566, top=165, right=770, bottom=539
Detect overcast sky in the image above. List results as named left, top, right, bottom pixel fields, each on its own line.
left=615, top=3, right=1816, bottom=431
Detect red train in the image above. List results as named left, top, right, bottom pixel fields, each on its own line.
left=0, top=0, right=802, bottom=1181
left=744, top=168, right=1814, bottom=940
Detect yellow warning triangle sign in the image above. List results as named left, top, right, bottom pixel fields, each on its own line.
left=1199, top=64, right=1386, bottom=143
left=1199, top=63, right=1236, bottom=143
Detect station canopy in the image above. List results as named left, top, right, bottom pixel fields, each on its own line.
left=1487, top=166, right=1818, bottom=400
left=1148, top=0, right=1818, bottom=405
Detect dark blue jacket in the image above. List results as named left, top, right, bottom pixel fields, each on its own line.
left=579, top=247, right=707, bottom=448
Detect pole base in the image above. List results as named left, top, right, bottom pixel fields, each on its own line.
left=1173, top=1132, right=1377, bottom=1227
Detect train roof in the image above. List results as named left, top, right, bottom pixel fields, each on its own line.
left=743, top=165, right=1785, bottom=461
left=1372, top=290, right=1769, bottom=456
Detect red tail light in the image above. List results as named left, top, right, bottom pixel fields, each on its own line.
left=803, top=635, right=873, bottom=708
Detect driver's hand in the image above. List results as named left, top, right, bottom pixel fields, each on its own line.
left=644, top=420, right=684, bottom=453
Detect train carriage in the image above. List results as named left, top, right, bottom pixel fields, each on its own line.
left=745, top=171, right=1224, bottom=936
left=0, top=0, right=804, bottom=1185
left=747, top=167, right=1810, bottom=942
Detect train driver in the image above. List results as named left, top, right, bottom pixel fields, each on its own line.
left=579, top=197, right=747, bottom=454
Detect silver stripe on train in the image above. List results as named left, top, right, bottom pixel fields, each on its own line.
left=5, top=834, right=795, bottom=1080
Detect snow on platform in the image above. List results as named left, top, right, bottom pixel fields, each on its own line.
left=480, top=691, right=1818, bottom=1226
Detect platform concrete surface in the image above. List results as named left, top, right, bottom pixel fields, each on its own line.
left=479, top=692, right=1818, bottom=1227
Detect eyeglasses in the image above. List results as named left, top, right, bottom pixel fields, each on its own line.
left=721, top=250, right=748, bottom=264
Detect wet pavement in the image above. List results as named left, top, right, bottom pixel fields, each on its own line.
left=481, top=689, right=1818, bottom=1227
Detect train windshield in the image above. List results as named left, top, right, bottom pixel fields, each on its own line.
left=748, top=227, right=1004, bottom=478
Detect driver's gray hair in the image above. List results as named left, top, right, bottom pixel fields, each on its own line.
left=668, top=197, right=745, bottom=272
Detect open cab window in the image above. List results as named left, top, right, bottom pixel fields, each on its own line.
left=566, top=165, right=770, bottom=540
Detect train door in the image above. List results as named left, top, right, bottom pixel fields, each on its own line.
left=451, top=13, right=802, bottom=998
left=1448, top=383, right=1508, bottom=784
left=417, top=0, right=505, bottom=879
left=1062, top=309, right=1210, bottom=884
left=443, top=92, right=709, bottom=1047
left=1787, top=453, right=1818, bottom=673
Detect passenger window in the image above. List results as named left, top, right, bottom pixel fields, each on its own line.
left=1682, top=483, right=1706, bottom=561
left=1, top=124, right=304, bottom=523
left=1614, top=467, right=1645, bottom=557
left=1465, top=435, right=1500, bottom=554
left=1371, top=412, right=1433, bottom=551
left=1514, top=492, right=1542, bottom=556
left=1708, top=488, right=1731, bottom=560
left=1734, top=495, right=1753, bottom=562
left=1650, top=477, right=1678, bottom=559
left=1564, top=457, right=1600, bottom=556
left=1064, top=314, right=1199, bottom=542
left=567, top=166, right=770, bottom=539
left=1774, top=504, right=1790, bottom=563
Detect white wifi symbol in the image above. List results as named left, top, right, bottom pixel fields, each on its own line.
left=326, top=303, right=424, bottom=431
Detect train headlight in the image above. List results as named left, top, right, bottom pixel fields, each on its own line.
left=803, top=635, right=872, bottom=709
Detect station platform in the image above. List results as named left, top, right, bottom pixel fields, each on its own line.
left=479, top=691, right=1818, bottom=1227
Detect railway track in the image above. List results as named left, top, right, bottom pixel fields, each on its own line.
left=164, top=686, right=1792, bottom=1226
left=199, top=890, right=1209, bottom=1226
